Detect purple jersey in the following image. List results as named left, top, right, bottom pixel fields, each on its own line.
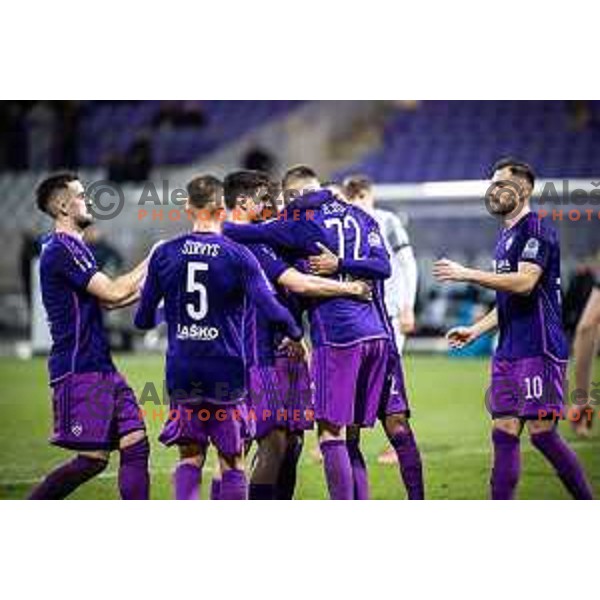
left=134, top=231, right=302, bottom=403
left=494, top=212, right=568, bottom=361
left=223, top=190, right=391, bottom=347
left=243, top=242, right=294, bottom=366
left=39, top=232, right=115, bottom=384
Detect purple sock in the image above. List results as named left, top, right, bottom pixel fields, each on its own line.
left=249, top=483, right=276, bottom=499
left=319, top=440, right=353, bottom=500
left=389, top=429, right=424, bottom=500
left=530, top=429, right=593, bottom=499
left=346, top=439, right=370, bottom=499
left=174, top=463, right=201, bottom=500
left=119, top=438, right=150, bottom=500
left=28, top=455, right=107, bottom=499
left=490, top=429, right=521, bottom=500
left=210, top=477, right=221, bottom=500
left=276, top=437, right=303, bottom=500
left=220, top=469, right=247, bottom=500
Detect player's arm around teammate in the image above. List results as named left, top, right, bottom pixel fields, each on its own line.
left=277, top=266, right=372, bottom=300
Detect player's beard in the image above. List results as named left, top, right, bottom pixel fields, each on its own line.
left=75, top=213, right=94, bottom=230
left=490, top=196, right=519, bottom=217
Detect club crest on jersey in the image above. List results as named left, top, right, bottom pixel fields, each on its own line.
left=368, top=231, right=383, bottom=248
left=322, top=200, right=345, bottom=215
left=71, top=423, right=83, bottom=437
left=522, top=237, right=540, bottom=260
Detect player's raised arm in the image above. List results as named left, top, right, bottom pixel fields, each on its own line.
left=236, top=246, right=303, bottom=341
left=134, top=249, right=164, bottom=330
left=446, top=307, right=498, bottom=349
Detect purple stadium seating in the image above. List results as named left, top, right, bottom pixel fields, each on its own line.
left=77, top=100, right=302, bottom=167
left=336, top=101, right=600, bottom=182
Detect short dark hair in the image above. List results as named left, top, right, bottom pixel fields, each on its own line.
left=490, top=157, right=535, bottom=187
left=223, top=170, right=271, bottom=210
left=186, top=175, right=223, bottom=210
left=282, top=165, right=318, bottom=189
left=35, top=172, right=79, bottom=216
left=343, top=174, right=373, bottom=199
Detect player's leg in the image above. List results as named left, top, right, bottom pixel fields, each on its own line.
left=218, top=451, right=247, bottom=500
left=158, top=400, right=209, bottom=499
left=318, top=420, right=353, bottom=499
left=273, top=354, right=312, bottom=499
left=211, top=459, right=222, bottom=500
left=113, top=375, right=150, bottom=499
left=490, top=417, right=523, bottom=500
left=173, top=443, right=206, bottom=500
left=572, top=288, right=600, bottom=436
left=383, top=412, right=424, bottom=500
left=312, top=344, right=363, bottom=499
left=346, top=425, right=369, bottom=499
left=275, top=431, right=304, bottom=499
left=29, top=373, right=113, bottom=499
left=378, top=320, right=405, bottom=466
left=378, top=347, right=424, bottom=498
left=208, top=402, right=250, bottom=500
left=247, top=363, right=288, bottom=499
left=250, top=427, right=288, bottom=499
left=118, top=430, right=150, bottom=500
left=527, top=419, right=593, bottom=499
left=28, top=449, right=109, bottom=500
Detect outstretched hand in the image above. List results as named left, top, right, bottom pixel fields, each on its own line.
left=445, top=326, right=478, bottom=349
left=433, top=258, right=471, bottom=282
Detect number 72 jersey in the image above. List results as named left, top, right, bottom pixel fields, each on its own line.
left=134, top=231, right=301, bottom=403
left=224, top=190, right=393, bottom=347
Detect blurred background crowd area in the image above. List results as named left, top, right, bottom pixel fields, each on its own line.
left=1, top=100, right=599, bottom=352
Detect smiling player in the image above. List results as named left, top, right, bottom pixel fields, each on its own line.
left=434, top=158, right=593, bottom=500
left=29, top=173, right=150, bottom=500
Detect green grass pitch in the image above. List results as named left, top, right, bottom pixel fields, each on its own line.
left=0, top=354, right=598, bottom=499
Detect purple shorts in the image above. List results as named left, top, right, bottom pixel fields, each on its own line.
left=159, top=399, right=250, bottom=457
left=275, top=355, right=314, bottom=433
left=51, top=371, right=145, bottom=451
left=488, top=355, right=567, bottom=420
left=312, top=338, right=389, bottom=427
left=249, top=360, right=314, bottom=439
left=378, top=347, right=410, bottom=419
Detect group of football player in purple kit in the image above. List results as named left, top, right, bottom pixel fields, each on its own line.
left=28, top=158, right=594, bottom=500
